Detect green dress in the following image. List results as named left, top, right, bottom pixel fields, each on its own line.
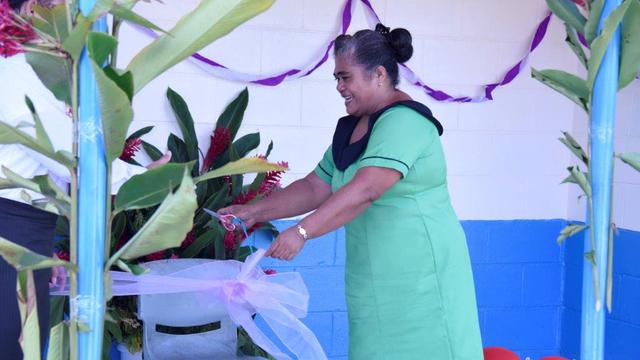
left=314, top=105, right=483, bottom=360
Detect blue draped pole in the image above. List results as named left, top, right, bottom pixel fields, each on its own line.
left=77, top=0, right=107, bottom=358
left=580, top=0, right=621, bottom=359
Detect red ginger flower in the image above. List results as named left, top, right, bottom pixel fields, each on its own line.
left=55, top=249, right=70, bottom=262
left=179, top=230, right=196, bottom=251
left=119, top=138, right=142, bottom=162
left=223, top=231, right=236, bottom=251
left=232, top=160, right=287, bottom=205
left=144, top=250, right=166, bottom=262
left=201, top=127, right=231, bottom=174
left=0, top=0, right=37, bottom=58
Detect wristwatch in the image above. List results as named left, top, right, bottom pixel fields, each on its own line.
left=296, top=224, right=309, bottom=241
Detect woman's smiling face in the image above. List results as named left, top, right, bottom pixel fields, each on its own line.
left=334, top=54, right=380, bottom=117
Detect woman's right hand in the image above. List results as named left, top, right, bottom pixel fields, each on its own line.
left=218, top=204, right=259, bottom=228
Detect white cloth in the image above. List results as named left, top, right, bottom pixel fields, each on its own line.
left=0, top=55, right=144, bottom=203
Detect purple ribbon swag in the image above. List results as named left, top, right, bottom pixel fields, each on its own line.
left=145, top=0, right=555, bottom=103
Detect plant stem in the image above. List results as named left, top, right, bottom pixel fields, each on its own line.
left=588, top=196, right=601, bottom=311
left=69, top=56, right=79, bottom=360
left=110, top=18, right=122, bottom=67
left=606, top=161, right=615, bottom=312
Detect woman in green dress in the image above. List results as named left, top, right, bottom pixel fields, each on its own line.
left=220, top=24, right=483, bottom=360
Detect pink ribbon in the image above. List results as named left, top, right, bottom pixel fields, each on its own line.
left=52, top=249, right=327, bottom=360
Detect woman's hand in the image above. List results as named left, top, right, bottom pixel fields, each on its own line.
left=49, top=254, right=67, bottom=291
left=265, top=226, right=306, bottom=261
left=218, top=204, right=259, bottom=229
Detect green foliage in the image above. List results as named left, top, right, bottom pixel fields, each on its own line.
left=586, top=0, right=633, bottom=89
left=0, top=237, right=74, bottom=272
left=618, top=152, right=640, bottom=171
left=126, top=0, right=275, bottom=92
left=557, top=223, right=588, bottom=244
left=531, top=68, right=589, bottom=111
left=17, top=270, right=41, bottom=360
left=114, top=162, right=195, bottom=212
left=109, top=170, right=198, bottom=264
left=545, top=0, right=587, bottom=33
left=537, top=1, right=640, bottom=314
left=619, top=0, right=640, bottom=88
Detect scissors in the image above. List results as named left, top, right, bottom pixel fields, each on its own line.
left=203, top=208, right=239, bottom=231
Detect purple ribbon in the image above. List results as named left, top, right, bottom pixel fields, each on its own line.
left=141, top=1, right=559, bottom=102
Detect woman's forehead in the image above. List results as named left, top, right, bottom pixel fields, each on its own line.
left=334, top=54, right=361, bottom=73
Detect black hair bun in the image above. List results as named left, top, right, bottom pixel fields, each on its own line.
left=9, top=0, right=28, bottom=10
left=389, top=28, right=413, bottom=63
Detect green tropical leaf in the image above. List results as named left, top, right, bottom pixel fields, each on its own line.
left=142, top=140, right=163, bottom=161
left=17, top=270, right=40, bottom=360
left=584, top=250, right=596, bottom=265
left=531, top=68, right=589, bottom=111
left=23, top=96, right=55, bottom=153
left=114, top=162, right=194, bottom=212
left=62, top=0, right=112, bottom=60
left=109, top=5, right=169, bottom=34
left=585, top=0, right=604, bottom=44
left=25, top=53, right=72, bottom=105
left=167, top=133, right=190, bottom=163
left=559, top=131, right=589, bottom=165
left=89, top=59, right=134, bottom=164
left=195, top=157, right=288, bottom=183
left=127, top=126, right=154, bottom=141
left=181, top=230, right=219, bottom=258
left=619, top=0, right=640, bottom=88
left=108, top=170, right=198, bottom=263
left=87, top=32, right=117, bottom=66
left=31, top=4, right=70, bottom=42
left=565, top=24, right=588, bottom=68
left=217, top=88, right=249, bottom=141
left=126, top=1, right=274, bottom=92
left=557, top=223, right=588, bottom=244
left=0, top=167, right=70, bottom=216
left=46, top=321, right=69, bottom=360
left=167, top=88, right=199, bottom=163
left=0, top=237, right=75, bottom=272
left=115, top=259, right=147, bottom=275
left=587, top=0, right=633, bottom=90
left=103, top=67, right=134, bottom=102
left=194, top=182, right=230, bottom=226
left=0, top=122, right=73, bottom=168
left=568, top=166, right=592, bottom=197
left=619, top=152, right=640, bottom=171
left=33, top=175, right=72, bottom=217
left=546, top=0, right=587, bottom=33
left=61, top=16, right=91, bottom=61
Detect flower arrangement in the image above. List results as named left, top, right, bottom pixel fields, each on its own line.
left=0, top=1, right=279, bottom=359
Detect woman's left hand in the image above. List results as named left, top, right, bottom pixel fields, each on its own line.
left=265, top=227, right=306, bottom=261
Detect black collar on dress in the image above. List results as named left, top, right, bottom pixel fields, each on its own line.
left=331, top=100, right=443, bottom=171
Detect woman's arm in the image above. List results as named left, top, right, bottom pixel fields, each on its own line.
left=265, top=166, right=401, bottom=259
left=219, top=171, right=332, bottom=227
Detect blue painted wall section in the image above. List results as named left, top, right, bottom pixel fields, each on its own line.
left=256, top=219, right=569, bottom=360
left=561, top=228, right=640, bottom=360
left=107, top=219, right=639, bottom=360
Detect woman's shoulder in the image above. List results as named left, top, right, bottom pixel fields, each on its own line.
left=375, top=102, right=442, bottom=136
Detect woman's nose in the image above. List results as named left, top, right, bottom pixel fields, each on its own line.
left=336, top=80, right=344, bottom=92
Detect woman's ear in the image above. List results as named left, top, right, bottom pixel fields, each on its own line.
left=375, top=65, right=387, bottom=85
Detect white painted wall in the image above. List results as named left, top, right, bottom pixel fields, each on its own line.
left=115, top=0, right=637, bottom=226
